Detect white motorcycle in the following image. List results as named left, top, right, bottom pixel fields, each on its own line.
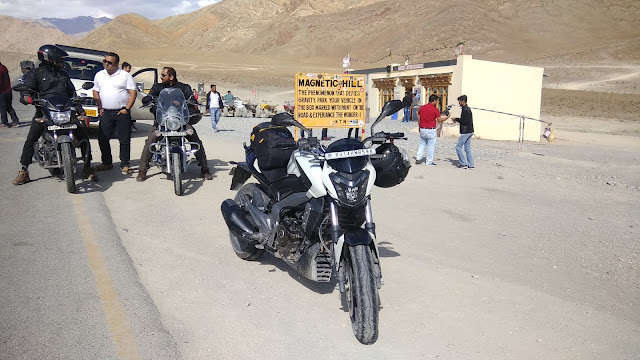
left=221, top=100, right=410, bottom=344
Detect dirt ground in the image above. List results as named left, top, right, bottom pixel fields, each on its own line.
left=91, top=114, right=639, bottom=359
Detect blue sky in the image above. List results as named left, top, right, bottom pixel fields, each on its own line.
left=0, top=0, right=221, bottom=20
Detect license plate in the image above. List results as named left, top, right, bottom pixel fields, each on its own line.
left=325, top=148, right=376, bottom=160
left=48, top=124, right=78, bottom=131
left=160, top=131, right=187, bottom=137
left=85, top=109, right=97, bottom=117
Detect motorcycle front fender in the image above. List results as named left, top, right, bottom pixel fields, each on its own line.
left=334, top=228, right=376, bottom=269
left=55, top=134, right=73, bottom=144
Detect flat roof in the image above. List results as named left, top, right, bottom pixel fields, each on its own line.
left=350, top=59, right=457, bottom=75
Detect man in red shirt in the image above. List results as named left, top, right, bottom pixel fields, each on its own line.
left=416, top=94, right=449, bottom=166
left=0, top=60, right=20, bottom=128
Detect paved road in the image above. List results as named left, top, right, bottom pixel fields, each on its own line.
left=0, top=99, right=179, bottom=360
left=1, top=94, right=639, bottom=360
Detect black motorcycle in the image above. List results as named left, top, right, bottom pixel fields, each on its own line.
left=143, top=88, right=201, bottom=196
left=13, top=83, right=91, bottom=193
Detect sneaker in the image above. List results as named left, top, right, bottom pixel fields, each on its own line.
left=322, top=137, right=330, bottom=141
left=201, top=168, right=213, bottom=180
left=12, top=169, right=30, bottom=185
left=214, top=129, right=219, bottom=133
left=121, top=166, right=134, bottom=175
left=82, top=167, right=98, bottom=181
left=95, top=163, right=113, bottom=171
left=467, top=166, right=475, bottom=170
left=136, top=167, right=148, bottom=182
left=426, top=162, right=437, bottom=166
left=11, top=122, right=20, bottom=128
left=0, top=123, right=7, bottom=129
left=415, top=158, right=424, bottom=165
left=457, top=164, right=468, bottom=169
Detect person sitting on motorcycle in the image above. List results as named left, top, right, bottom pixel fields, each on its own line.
left=12, top=45, right=97, bottom=185
left=136, top=67, right=213, bottom=181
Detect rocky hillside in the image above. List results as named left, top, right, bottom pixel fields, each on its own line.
left=72, top=0, right=640, bottom=66
left=0, top=16, right=75, bottom=54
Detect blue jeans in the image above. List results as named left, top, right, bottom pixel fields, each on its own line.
left=456, top=133, right=474, bottom=167
left=416, top=128, right=437, bottom=163
left=210, top=108, right=221, bottom=130
left=403, top=107, right=410, bottom=122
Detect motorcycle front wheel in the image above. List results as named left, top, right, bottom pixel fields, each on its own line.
left=343, top=244, right=379, bottom=344
left=171, top=152, right=182, bottom=196
left=229, top=183, right=264, bottom=261
left=61, top=142, right=76, bottom=193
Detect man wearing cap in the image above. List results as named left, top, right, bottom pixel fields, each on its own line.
left=92, top=52, right=137, bottom=174
left=453, top=95, right=475, bottom=169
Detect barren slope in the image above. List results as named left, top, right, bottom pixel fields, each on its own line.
left=0, top=16, right=75, bottom=54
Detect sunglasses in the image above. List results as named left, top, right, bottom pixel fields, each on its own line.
left=102, top=59, right=115, bottom=65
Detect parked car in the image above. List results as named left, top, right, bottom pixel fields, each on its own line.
left=55, top=45, right=157, bottom=128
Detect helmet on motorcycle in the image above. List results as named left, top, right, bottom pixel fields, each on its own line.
left=371, top=143, right=411, bottom=188
left=37, top=45, right=68, bottom=69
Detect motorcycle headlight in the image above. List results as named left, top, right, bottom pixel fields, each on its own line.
left=167, top=116, right=181, bottom=131
left=330, top=170, right=369, bottom=207
left=50, top=111, right=71, bottom=125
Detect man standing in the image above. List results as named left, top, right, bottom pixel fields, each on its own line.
left=206, top=84, right=223, bottom=132
left=411, top=92, right=419, bottom=121
left=136, top=67, right=212, bottom=181
left=453, top=95, right=475, bottom=169
left=416, top=95, right=449, bottom=166
left=92, top=52, right=137, bottom=174
left=401, top=91, right=412, bottom=122
left=0, top=59, right=20, bottom=128
left=121, top=62, right=132, bottom=73
left=224, top=90, right=234, bottom=106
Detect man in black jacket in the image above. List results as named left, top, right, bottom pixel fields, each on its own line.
left=402, top=92, right=412, bottom=122
left=12, top=45, right=96, bottom=185
left=136, top=67, right=212, bottom=181
left=453, top=95, right=475, bottom=169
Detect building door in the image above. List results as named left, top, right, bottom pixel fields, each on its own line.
left=419, top=73, right=452, bottom=113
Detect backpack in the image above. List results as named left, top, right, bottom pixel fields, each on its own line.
left=250, top=122, right=297, bottom=170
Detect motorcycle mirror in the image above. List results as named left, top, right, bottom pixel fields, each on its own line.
left=81, top=82, right=94, bottom=90
left=12, top=84, right=28, bottom=92
left=370, top=99, right=403, bottom=134
left=271, top=112, right=310, bottom=134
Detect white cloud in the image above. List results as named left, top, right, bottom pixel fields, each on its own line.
left=0, top=0, right=222, bottom=20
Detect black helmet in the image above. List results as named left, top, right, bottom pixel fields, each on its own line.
left=37, top=45, right=68, bottom=69
left=371, top=143, right=411, bottom=188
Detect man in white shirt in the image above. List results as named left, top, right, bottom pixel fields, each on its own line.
left=206, top=84, right=223, bottom=132
left=92, top=52, right=137, bottom=174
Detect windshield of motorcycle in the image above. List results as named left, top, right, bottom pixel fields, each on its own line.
left=156, top=88, right=189, bottom=127
left=42, top=96, right=71, bottom=112
left=325, top=138, right=369, bottom=174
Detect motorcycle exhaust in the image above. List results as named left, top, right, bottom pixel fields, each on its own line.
left=221, top=199, right=259, bottom=241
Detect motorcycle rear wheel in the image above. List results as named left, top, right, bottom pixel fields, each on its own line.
left=343, top=244, right=379, bottom=344
left=229, top=183, right=265, bottom=261
left=61, top=142, right=76, bottom=193
left=172, top=152, right=182, bottom=196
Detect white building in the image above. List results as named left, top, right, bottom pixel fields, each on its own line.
left=352, top=55, right=545, bottom=141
